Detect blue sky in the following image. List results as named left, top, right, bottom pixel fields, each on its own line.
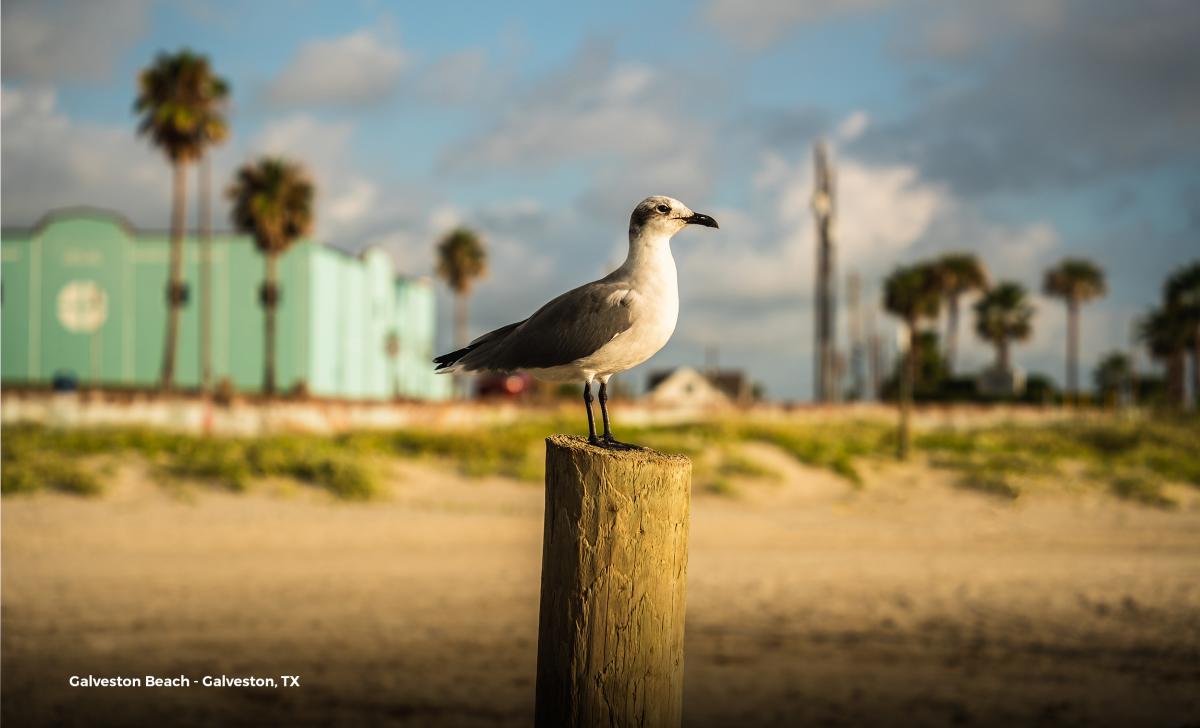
left=4, top=0, right=1198, bottom=399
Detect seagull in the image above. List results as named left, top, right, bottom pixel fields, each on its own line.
left=433, top=196, right=719, bottom=448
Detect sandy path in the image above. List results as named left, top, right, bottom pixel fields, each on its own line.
left=3, top=452, right=1199, bottom=727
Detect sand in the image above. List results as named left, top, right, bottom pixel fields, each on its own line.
left=3, top=448, right=1199, bottom=727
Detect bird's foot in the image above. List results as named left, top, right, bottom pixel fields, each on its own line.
left=599, top=434, right=639, bottom=451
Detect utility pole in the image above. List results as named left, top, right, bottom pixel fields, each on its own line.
left=704, top=343, right=718, bottom=375
left=847, top=272, right=864, bottom=401
left=811, top=141, right=837, bottom=403
left=866, top=300, right=882, bottom=401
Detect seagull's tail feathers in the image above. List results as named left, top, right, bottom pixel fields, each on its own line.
left=433, top=320, right=524, bottom=374
left=432, top=346, right=472, bottom=374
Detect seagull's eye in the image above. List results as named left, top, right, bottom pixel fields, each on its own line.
left=655, top=204, right=670, bottom=214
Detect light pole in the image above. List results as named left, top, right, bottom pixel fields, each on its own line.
left=811, top=141, right=837, bottom=403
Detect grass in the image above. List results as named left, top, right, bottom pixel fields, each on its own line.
left=928, top=454, right=1024, bottom=500
left=717, top=451, right=783, bottom=482
left=1105, top=470, right=1177, bottom=510
left=702, top=477, right=740, bottom=498
left=2, top=414, right=1195, bottom=506
left=737, top=421, right=890, bottom=487
left=3, top=427, right=103, bottom=495
left=1, top=454, right=102, bottom=496
left=916, top=416, right=1199, bottom=504
left=2, top=426, right=378, bottom=500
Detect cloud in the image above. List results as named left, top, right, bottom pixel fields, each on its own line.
left=1, top=0, right=151, bottom=82
left=669, top=134, right=1079, bottom=396
left=441, top=43, right=719, bottom=228
left=834, top=111, right=869, bottom=142
left=860, top=0, right=1200, bottom=196
left=247, top=115, right=388, bottom=240
left=702, top=0, right=893, bottom=49
left=415, top=49, right=500, bottom=105
left=444, top=54, right=698, bottom=169
left=264, top=31, right=409, bottom=108
left=706, top=0, right=1200, bottom=197
left=678, top=148, right=948, bottom=304
left=0, top=85, right=167, bottom=225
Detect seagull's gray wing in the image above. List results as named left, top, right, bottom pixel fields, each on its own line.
left=459, top=280, right=636, bottom=372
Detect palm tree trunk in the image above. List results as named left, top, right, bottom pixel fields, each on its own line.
left=1192, top=326, right=1200, bottom=411
left=1067, top=299, right=1079, bottom=403
left=160, top=160, right=188, bottom=391
left=997, top=337, right=1010, bottom=373
left=453, top=292, right=468, bottom=398
left=1168, top=349, right=1185, bottom=408
left=898, top=320, right=915, bottom=460
left=945, top=294, right=959, bottom=376
left=263, top=254, right=279, bottom=396
left=454, top=292, right=469, bottom=349
left=911, top=326, right=923, bottom=390
left=199, top=155, right=213, bottom=393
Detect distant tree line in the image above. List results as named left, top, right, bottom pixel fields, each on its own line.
left=881, top=252, right=1198, bottom=458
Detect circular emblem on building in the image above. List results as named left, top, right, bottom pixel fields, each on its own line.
left=57, top=280, right=108, bottom=333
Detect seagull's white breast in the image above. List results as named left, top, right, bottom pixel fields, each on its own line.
left=577, top=244, right=679, bottom=379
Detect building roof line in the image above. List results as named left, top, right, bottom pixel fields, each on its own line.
left=3, top=206, right=434, bottom=285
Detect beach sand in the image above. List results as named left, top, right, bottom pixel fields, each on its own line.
left=3, top=447, right=1199, bottom=727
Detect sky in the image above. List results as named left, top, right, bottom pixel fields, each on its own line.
left=3, top=0, right=1198, bottom=400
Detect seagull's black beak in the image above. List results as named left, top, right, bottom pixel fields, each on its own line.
left=685, top=212, right=719, bottom=229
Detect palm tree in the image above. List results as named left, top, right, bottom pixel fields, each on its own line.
left=1164, top=261, right=1200, bottom=407
left=227, top=158, right=314, bottom=396
left=134, top=49, right=230, bottom=391
left=932, top=253, right=988, bottom=375
left=436, top=227, right=488, bottom=350
left=883, top=263, right=941, bottom=460
left=1139, top=305, right=1192, bottom=408
left=1043, top=259, right=1106, bottom=400
left=1093, top=351, right=1132, bottom=406
left=975, top=282, right=1034, bottom=373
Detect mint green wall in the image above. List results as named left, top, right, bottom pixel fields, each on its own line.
left=1, top=230, right=33, bottom=380
left=393, top=277, right=445, bottom=399
left=1, top=210, right=446, bottom=400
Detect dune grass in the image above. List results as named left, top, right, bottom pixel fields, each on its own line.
left=916, top=416, right=1198, bottom=506
left=1, top=426, right=377, bottom=499
left=1106, top=471, right=1177, bottom=509
left=2, top=414, right=1195, bottom=505
left=717, top=450, right=783, bottom=483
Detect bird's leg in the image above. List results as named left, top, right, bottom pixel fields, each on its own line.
left=598, top=381, right=634, bottom=449
left=584, top=382, right=599, bottom=445
left=599, top=381, right=615, bottom=441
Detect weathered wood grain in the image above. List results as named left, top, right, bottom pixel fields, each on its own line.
left=535, top=435, right=692, bottom=728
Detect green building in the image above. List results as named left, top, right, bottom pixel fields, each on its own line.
left=1, top=208, right=449, bottom=400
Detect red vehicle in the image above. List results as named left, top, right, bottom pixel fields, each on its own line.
left=474, top=372, right=532, bottom=399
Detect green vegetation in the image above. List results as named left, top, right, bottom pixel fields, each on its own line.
left=2, top=451, right=102, bottom=496
left=927, top=453, right=1031, bottom=500
left=738, top=422, right=886, bottom=486
left=1105, top=470, right=1177, bottom=510
left=917, top=417, right=1198, bottom=505
left=717, top=451, right=783, bottom=483
left=2, top=415, right=1195, bottom=507
left=702, top=477, right=740, bottom=498
left=2, top=427, right=376, bottom=500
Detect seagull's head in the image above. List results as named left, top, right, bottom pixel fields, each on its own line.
left=629, top=196, right=719, bottom=240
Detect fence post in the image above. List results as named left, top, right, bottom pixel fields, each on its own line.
left=535, top=434, right=692, bottom=728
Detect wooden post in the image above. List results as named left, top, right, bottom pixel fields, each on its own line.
left=535, top=435, right=692, bottom=728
